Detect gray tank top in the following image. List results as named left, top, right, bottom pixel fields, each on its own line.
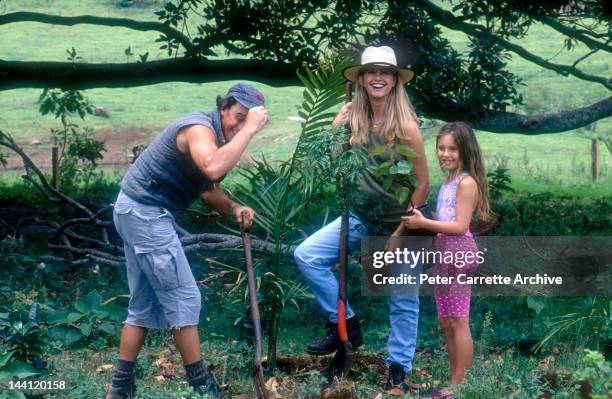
left=120, top=109, right=226, bottom=212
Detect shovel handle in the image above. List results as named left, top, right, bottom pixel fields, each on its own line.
left=336, top=81, right=353, bottom=344
left=241, top=211, right=264, bottom=367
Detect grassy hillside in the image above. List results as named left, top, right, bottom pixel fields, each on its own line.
left=0, top=0, right=610, bottom=197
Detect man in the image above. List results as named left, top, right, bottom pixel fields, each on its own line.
left=106, top=83, right=267, bottom=399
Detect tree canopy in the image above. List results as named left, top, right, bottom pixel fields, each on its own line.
left=0, top=0, right=610, bottom=134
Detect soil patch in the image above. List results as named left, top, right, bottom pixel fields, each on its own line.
left=3, top=126, right=161, bottom=170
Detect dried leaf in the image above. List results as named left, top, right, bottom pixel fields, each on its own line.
left=154, top=375, right=165, bottom=384
left=95, top=364, right=113, bottom=373
left=373, top=393, right=383, bottom=399
left=265, top=377, right=282, bottom=398
left=538, top=355, right=556, bottom=371
left=153, top=357, right=167, bottom=367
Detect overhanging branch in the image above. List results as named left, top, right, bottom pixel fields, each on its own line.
left=417, top=0, right=611, bottom=91
left=0, top=12, right=197, bottom=55
left=538, top=16, right=612, bottom=53
left=0, top=58, right=299, bottom=90
left=419, top=96, right=612, bottom=134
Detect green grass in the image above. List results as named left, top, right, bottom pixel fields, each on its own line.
left=0, top=0, right=610, bottom=198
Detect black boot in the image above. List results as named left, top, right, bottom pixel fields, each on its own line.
left=105, top=359, right=136, bottom=399
left=185, top=359, right=222, bottom=399
left=306, top=316, right=363, bottom=356
left=384, top=363, right=408, bottom=394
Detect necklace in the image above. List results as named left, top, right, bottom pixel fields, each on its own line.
left=371, top=118, right=384, bottom=128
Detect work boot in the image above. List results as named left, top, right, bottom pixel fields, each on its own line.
left=306, top=316, right=363, bottom=356
left=185, top=359, right=222, bottom=399
left=384, top=363, right=408, bottom=395
left=105, top=359, right=136, bottom=399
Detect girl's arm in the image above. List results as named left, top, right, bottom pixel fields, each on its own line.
left=402, top=176, right=477, bottom=235
left=392, top=120, right=430, bottom=236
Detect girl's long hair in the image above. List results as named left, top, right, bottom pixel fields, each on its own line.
left=349, top=71, right=418, bottom=145
left=437, top=122, right=493, bottom=223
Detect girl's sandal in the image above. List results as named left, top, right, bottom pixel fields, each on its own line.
left=430, top=389, right=455, bottom=399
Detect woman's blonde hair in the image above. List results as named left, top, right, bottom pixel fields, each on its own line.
left=349, top=71, right=419, bottom=146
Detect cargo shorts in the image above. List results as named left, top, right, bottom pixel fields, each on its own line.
left=113, top=191, right=201, bottom=329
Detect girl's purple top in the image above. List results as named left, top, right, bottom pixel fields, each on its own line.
left=435, top=172, right=472, bottom=237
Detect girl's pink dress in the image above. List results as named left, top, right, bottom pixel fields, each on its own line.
left=434, top=172, right=479, bottom=318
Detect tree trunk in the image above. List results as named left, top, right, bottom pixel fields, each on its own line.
left=591, top=139, right=599, bottom=181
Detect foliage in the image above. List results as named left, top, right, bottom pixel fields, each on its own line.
left=0, top=305, right=44, bottom=398
left=381, top=2, right=523, bottom=118
left=0, top=304, right=48, bottom=374
left=38, top=89, right=106, bottom=192
left=47, top=290, right=126, bottom=347
left=2, top=0, right=611, bottom=134
left=39, top=88, right=93, bottom=123
left=573, top=349, right=611, bottom=399
left=0, top=351, right=39, bottom=397
left=492, top=193, right=612, bottom=235
left=366, top=142, right=417, bottom=205
left=487, top=164, right=515, bottom=201
left=452, top=351, right=545, bottom=398
left=535, top=297, right=611, bottom=351
left=225, top=56, right=355, bottom=369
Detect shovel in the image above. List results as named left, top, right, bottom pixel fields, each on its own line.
left=240, top=211, right=270, bottom=399
left=325, top=81, right=355, bottom=381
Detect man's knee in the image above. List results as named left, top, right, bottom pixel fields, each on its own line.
left=159, top=284, right=202, bottom=329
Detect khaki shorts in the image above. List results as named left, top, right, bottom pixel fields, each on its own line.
left=113, top=191, right=201, bottom=329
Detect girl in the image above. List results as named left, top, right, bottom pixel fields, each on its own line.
left=402, top=122, right=493, bottom=399
left=294, top=45, right=430, bottom=392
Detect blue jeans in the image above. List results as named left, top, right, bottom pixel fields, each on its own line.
left=294, top=214, right=419, bottom=372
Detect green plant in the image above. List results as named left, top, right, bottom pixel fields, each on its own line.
left=0, top=304, right=49, bottom=368
left=0, top=350, right=40, bottom=399
left=573, top=349, right=611, bottom=399
left=47, top=290, right=126, bottom=347
left=477, top=310, right=494, bottom=357
left=65, top=47, right=82, bottom=64
left=452, top=351, right=544, bottom=398
left=225, top=56, right=355, bottom=370
left=487, top=164, right=514, bottom=201
left=366, top=142, right=417, bottom=205
left=535, top=297, right=611, bottom=352
left=38, top=88, right=105, bottom=191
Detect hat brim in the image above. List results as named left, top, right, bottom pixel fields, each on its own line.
left=343, top=63, right=414, bottom=84
left=234, top=97, right=261, bottom=109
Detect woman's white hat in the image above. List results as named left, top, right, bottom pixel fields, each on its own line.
left=343, top=46, right=414, bottom=84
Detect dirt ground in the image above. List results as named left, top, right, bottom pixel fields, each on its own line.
left=3, top=126, right=161, bottom=170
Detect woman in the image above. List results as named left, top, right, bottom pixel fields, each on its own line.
left=294, top=45, right=430, bottom=392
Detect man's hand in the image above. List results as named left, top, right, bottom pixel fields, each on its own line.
left=234, top=205, right=255, bottom=229
left=243, top=106, right=268, bottom=134
left=332, top=102, right=352, bottom=128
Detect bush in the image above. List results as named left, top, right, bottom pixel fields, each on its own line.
left=492, top=193, right=612, bottom=235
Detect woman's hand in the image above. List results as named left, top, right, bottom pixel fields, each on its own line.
left=332, top=101, right=352, bottom=128
left=401, top=208, right=425, bottom=229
